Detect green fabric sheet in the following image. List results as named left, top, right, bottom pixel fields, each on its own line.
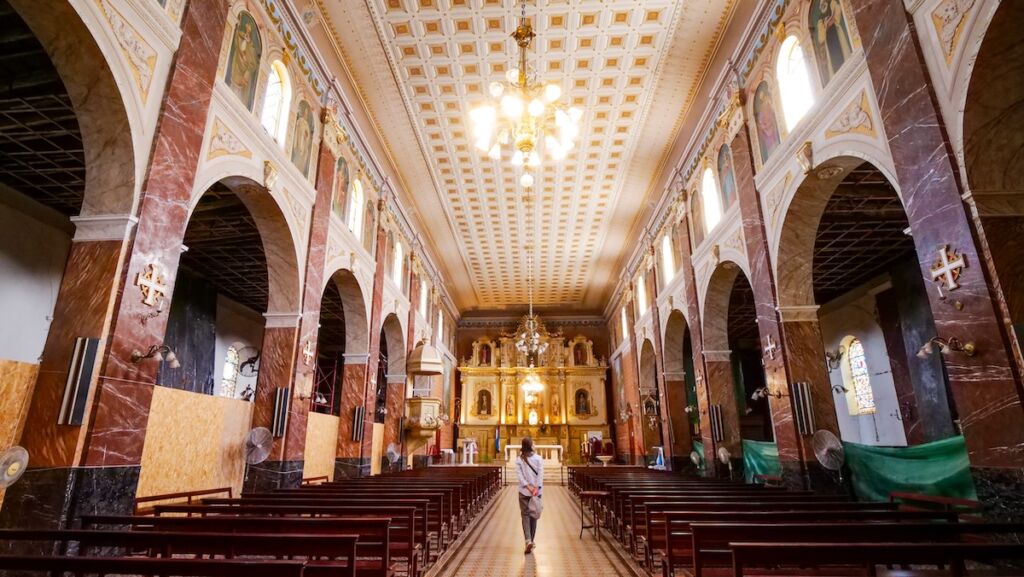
left=692, top=441, right=705, bottom=470
left=843, top=436, right=977, bottom=502
left=741, top=439, right=781, bottom=483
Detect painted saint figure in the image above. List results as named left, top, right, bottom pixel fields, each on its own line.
left=506, top=394, right=515, bottom=418
left=811, top=0, right=853, bottom=84
left=551, top=393, right=560, bottom=419
left=225, top=12, right=261, bottom=110
left=332, top=156, right=350, bottom=220
left=753, top=81, right=781, bottom=163
left=717, top=144, right=737, bottom=209
left=291, top=101, right=315, bottom=176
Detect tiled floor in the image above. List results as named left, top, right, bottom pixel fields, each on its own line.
left=434, top=486, right=635, bottom=577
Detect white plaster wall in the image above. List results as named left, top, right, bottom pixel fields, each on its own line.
left=213, top=294, right=265, bottom=398
left=818, top=289, right=907, bottom=447
left=0, top=201, right=70, bottom=364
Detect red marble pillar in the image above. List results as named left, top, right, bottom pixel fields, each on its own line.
left=335, top=359, right=368, bottom=478
left=675, top=215, right=718, bottom=475
left=360, top=206, right=389, bottom=475
left=731, top=126, right=840, bottom=489
left=84, top=0, right=231, bottom=471
left=245, top=126, right=337, bottom=491
left=647, top=263, right=674, bottom=466
left=850, top=0, right=1024, bottom=492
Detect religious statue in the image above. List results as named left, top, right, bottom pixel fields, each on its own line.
left=573, top=343, right=586, bottom=366
left=575, top=389, right=591, bottom=416
left=476, top=389, right=491, bottom=416
left=811, top=0, right=853, bottom=83
left=225, top=12, right=261, bottom=110
left=505, top=394, right=515, bottom=418
left=551, top=393, right=560, bottom=417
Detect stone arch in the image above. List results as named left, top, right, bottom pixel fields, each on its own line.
left=702, top=260, right=748, bottom=352
left=663, top=309, right=697, bottom=463
left=323, top=268, right=369, bottom=356
left=638, top=338, right=662, bottom=455
left=8, top=0, right=139, bottom=216
left=381, top=313, right=406, bottom=378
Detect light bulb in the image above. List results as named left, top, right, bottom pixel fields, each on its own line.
left=554, top=109, right=568, bottom=127
left=501, top=94, right=524, bottom=119
left=520, top=173, right=534, bottom=188
left=568, top=106, right=583, bottom=122
left=506, top=68, right=520, bottom=84
left=527, top=151, right=540, bottom=167
left=511, top=150, right=525, bottom=166
left=550, top=143, right=566, bottom=161
left=544, top=84, right=562, bottom=102
left=528, top=99, right=545, bottom=117
left=488, top=81, right=505, bottom=98
left=488, top=143, right=501, bottom=160
left=476, top=138, right=491, bottom=152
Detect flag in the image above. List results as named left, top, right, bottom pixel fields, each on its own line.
left=494, top=426, right=500, bottom=453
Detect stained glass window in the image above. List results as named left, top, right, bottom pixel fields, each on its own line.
left=846, top=337, right=876, bottom=415
left=220, top=346, right=240, bottom=398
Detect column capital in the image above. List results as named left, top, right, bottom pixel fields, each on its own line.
left=264, top=311, right=302, bottom=328
left=71, top=214, right=137, bottom=242
left=702, top=350, right=732, bottom=362
left=777, top=305, right=820, bottom=322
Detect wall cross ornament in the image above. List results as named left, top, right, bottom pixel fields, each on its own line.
left=763, top=334, right=779, bottom=360
left=136, top=262, right=168, bottom=310
left=302, top=340, right=315, bottom=366
left=930, top=244, right=966, bottom=293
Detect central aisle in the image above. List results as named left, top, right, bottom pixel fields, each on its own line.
left=435, top=485, right=636, bottom=577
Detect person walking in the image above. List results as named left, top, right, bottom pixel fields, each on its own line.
left=516, top=436, right=544, bottom=553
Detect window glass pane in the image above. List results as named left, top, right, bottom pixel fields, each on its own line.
left=777, top=36, right=814, bottom=131
left=847, top=338, right=876, bottom=414
left=701, top=168, right=722, bottom=232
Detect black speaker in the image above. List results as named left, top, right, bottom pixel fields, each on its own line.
left=58, top=337, right=99, bottom=425
left=792, top=381, right=815, bottom=436
left=352, top=406, right=365, bottom=442
left=709, top=403, right=724, bottom=442
left=272, top=387, right=290, bottom=437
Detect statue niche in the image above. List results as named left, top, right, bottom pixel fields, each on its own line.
left=476, top=388, right=492, bottom=416
left=575, top=388, right=592, bottom=416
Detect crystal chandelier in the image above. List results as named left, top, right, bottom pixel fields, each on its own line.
left=470, top=0, right=581, bottom=178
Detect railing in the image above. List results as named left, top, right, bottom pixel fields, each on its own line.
left=133, top=487, right=233, bottom=516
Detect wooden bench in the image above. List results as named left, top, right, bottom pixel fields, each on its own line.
left=0, top=556, right=307, bottom=576
left=134, top=486, right=233, bottom=515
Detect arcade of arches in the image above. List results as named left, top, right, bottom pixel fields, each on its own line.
left=1, top=0, right=1024, bottom=552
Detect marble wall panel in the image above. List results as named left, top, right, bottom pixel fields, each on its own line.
left=361, top=224, right=389, bottom=471
left=781, top=320, right=840, bottom=456
left=381, top=377, right=406, bottom=463
left=135, top=386, right=251, bottom=499
left=337, top=363, right=367, bottom=459
left=21, top=240, right=122, bottom=469
left=251, top=326, right=299, bottom=462
left=852, top=0, right=1024, bottom=468
left=88, top=0, right=230, bottom=466
left=303, top=412, right=339, bottom=481
left=704, top=359, right=742, bottom=458
left=0, top=361, right=38, bottom=509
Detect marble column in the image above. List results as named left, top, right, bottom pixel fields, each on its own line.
left=361, top=207, right=389, bottom=476
left=245, top=129, right=337, bottom=491
left=675, top=215, right=718, bottom=476
left=703, top=353, right=744, bottom=477
left=664, top=375, right=693, bottom=470
left=648, top=265, right=675, bottom=467
left=731, top=127, right=820, bottom=488
left=335, top=357, right=369, bottom=478
left=851, top=0, right=1024, bottom=508
left=875, top=288, right=927, bottom=445
left=1, top=0, right=230, bottom=527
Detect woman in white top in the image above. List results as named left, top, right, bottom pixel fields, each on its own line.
left=516, top=436, right=544, bottom=553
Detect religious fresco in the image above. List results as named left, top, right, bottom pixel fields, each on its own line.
left=363, top=200, right=376, bottom=253
left=225, top=11, right=261, bottom=110
left=332, top=156, right=350, bottom=221
left=753, top=81, right=782, bottom=163
left=809, top=0, right=853, bottom=85
left=291, top=100, right=315, bottom=176
left=717, top=144, right=737, bottom=209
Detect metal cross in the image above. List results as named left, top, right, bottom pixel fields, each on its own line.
left=763, top=334, right=779, bottom=360
left=930, top=244, right=966, bottom=291
left=136, top=263, right=168, bottom=309
left=302, top=340, right=315, bottom=366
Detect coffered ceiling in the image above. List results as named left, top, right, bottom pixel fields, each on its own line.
left=313, top=0, right=737, bottom=313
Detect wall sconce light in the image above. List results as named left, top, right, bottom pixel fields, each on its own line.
left=683, top=404, right=697, bottom=414
left=131, top=344, right=180, bottom=368
left=751, top=386, right=784, bottom=401
left=916, top=336, right=976, bottom=359
left=824, top=346, right=845, bottom=371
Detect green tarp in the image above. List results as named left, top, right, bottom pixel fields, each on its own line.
left=692, top=441, right=705, bottom=470
left=742, top=439, right=781, bottom=483
left=843, top=435, right=977, bottom=502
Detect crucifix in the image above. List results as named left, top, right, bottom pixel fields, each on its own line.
left=930, top=244, right=966, bottom=292
left=302, top=340, right=315, bottom=366
left=763, top=334, right=779, bottom=360
left=136, top=262, right=168, bottom=310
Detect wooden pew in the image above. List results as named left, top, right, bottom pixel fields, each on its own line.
left=0, top=529, right=358, bottom=577
left=729, top=542, right=1024, bottom=577
left=656, top=510, right=959, bottom=577
left=0, top=556, right=307, bottom=576
left=82, top=515, right=396, bottom=577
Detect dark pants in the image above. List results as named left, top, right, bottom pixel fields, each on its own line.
left=518, top=493, right=540, bottom=542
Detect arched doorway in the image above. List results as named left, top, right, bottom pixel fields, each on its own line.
left=663, top=310, right=698, bottom=469
left=638, top=339, right=663, bottom=462
left=377, top=313, right=406, bottom=472
left=963, top=0, right=1024, bottom=367
left=777, top=159, right=955, bottom=445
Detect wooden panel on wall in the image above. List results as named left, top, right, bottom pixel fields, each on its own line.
left=0, top=360, right=38, bottom=509
left=303, top=411, right=339, bottom=481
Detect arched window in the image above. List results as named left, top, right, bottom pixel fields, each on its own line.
left=437, top=309, right=444, bottom=343
left=661, top=235, right=675, bottom=286
left=843, top=336, right=876, bottom=415
left=347, top=179, right=365, bottom=240
left=776, top=35, right=814, bottom=131
left=259, top=60, right=291, bottom=143
left=392, top=241, right=404, bottom=285
left=701, top=167, right=722, bottom=233
left=419, top=280, right=428, bottom=317
left=220, top=345, right=240, bottom=398
left=636, top=273, right=649, bottom=316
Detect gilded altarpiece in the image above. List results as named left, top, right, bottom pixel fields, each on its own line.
left=458, top=335, right=609, bottom=463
